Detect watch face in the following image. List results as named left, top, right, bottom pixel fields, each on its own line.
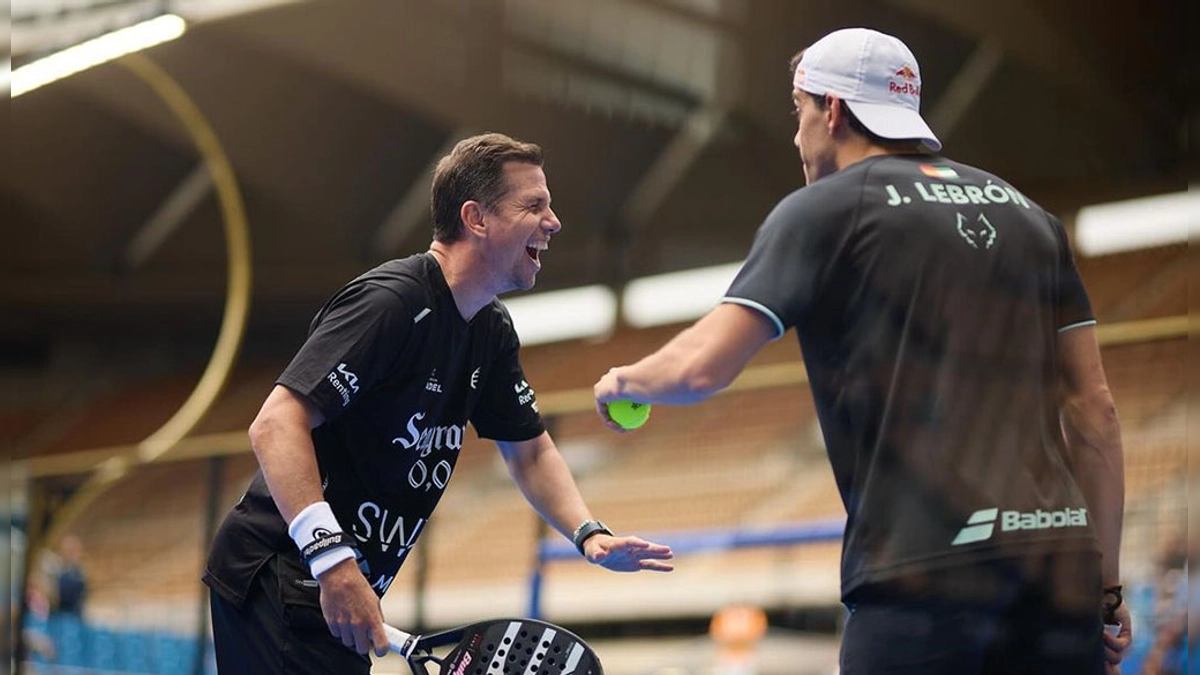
left=573, top=521, right=611, bottom=553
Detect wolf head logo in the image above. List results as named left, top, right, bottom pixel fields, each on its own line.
left=956, top=213, right=997, bottom=250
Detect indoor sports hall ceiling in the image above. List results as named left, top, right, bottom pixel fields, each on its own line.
left=5, top=0, right=1190, bottom=351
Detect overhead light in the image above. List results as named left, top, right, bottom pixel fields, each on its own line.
left=622, top=262, right=743, bottom=328
left=11, top=14, right=187, bottom=98
left=502, top=285, right=617, bottom=346
left=1075, top=189, right=1198, bottom=256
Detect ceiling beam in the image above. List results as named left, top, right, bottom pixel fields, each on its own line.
left=622, top=105, right=728, bottom=230
left=124, top=163, right=212, bottom=269
left=887, top=0, right=1156, bottom=144
left=927, top=37, right=1003, bottom=143
left=504, top=33, right=701, bottom=111
left=370, top=130, right=473, bottom=259
left=629, top=0, right=744, bottom=37
left=605, top=3, right=742, bottom=284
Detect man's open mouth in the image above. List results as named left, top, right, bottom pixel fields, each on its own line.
left=526, top=241, right=547, bottom=262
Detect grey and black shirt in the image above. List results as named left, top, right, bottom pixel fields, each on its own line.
left=725, top=155, right=1097, bottom=596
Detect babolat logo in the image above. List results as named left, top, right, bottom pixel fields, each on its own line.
left=952, top=507, right=1088, bottom=546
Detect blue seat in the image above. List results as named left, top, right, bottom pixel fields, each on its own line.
left=89, top=627, right=120, bottom=670
left=48, top=614, right=87, bottom=666
left=120, top=630, right=153, bottom=671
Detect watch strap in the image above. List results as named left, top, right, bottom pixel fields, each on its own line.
left=571, top=520, right=613, bottom=556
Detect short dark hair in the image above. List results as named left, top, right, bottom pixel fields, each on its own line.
left=803, top=91, right=887, bottom=143
left=789, top=50, right=923, bottom=150
left=431, top=133, right=544, bottom=243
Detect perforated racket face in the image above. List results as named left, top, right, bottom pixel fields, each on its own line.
left=439, top=619, right=602, bottom=675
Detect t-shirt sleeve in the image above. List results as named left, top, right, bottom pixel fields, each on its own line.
left=276, top=283, right=412, bottom=422
left=1050, top=216, right=1095, bottom=333
left=722, top=189, right=840, bottom=338
left=470, top=309, right=546, bottom=442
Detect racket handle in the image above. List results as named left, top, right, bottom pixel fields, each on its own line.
left=385, top=624, right=416, bottom=656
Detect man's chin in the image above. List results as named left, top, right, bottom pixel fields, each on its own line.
left=510, top=272, right=537, bottom=293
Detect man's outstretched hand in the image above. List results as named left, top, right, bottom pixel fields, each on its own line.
left=583, top=535, right=674, bottom=572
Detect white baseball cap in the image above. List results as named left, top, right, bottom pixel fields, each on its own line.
left=793, top=28, right=941, bottom=152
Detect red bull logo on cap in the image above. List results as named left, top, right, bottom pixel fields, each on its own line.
left=889, top=64, right=921, bottom=97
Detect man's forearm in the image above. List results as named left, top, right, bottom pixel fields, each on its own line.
left=1072, top=448, right=1124, bottom=584
left=502, top=436, right=593, bottom=540
left=251, top=417, right=326, bottom=524
left=1062, top=401, right=1125, bottom=584
left=610, top=320, right=742, bottom=405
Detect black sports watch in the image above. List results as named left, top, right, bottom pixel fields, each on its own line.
left=571, top=520, right=613, bottom=556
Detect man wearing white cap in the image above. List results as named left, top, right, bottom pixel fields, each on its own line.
left=595, top=27, right=1131, bottom=674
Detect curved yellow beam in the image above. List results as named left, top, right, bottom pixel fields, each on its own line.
left=39, top=51, right=252, bottom=547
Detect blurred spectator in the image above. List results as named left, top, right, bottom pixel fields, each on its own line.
left=48, top=535, right=89, bottom=618
left=1136, top=534, right=1187, bottom=674
left=1140, top=607, right=1186, bottom=674
left=21, top=575, right=56, bottom=661
left=1189, top=564, right=1196, bottom=675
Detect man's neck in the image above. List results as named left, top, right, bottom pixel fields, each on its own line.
left=428, top=242, right=494, bottom=322
left=835, top=137, right=926, bottom=172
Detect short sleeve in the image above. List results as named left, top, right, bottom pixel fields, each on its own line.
left=277, top=283, right=412, bottom=421
left=1051, top=217, right=1095, bottom=333
left=723, top=190, right=839, bottom=338
left=470, top=308, right=546, bottom=442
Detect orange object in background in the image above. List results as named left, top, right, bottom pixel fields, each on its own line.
left=711, top=604, right=769, bottom=674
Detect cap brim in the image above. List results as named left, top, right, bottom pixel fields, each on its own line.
left=844, top=100, right=942, bottom=153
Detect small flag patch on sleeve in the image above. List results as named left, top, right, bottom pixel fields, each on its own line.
left=920, top=164, right=959, bottom=179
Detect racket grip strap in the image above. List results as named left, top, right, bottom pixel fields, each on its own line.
left=385, top=624, right=417, bottom=656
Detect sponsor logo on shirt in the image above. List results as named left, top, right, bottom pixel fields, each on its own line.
left=425, top=369, right=443, bottom=393
left=327, top=362, right=360, bottom=406
left=515, top=379, right=538, bottom=412
left=956, top=212, right=997, bottom=249
left=951, top=507, right=1089, bottom=546
left=352, top=502, right=429, bottom=595
left=392, top=412, right=465, bottom=456
left=353, top=502, right=426, bottom=557
left=470, top=367, right=481, bottom=390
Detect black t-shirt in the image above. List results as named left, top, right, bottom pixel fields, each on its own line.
left=204, top=253, right=545, bottom=605
left=724, top=155, right=1097, bottom=596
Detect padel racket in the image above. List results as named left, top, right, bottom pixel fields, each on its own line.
left=386, top=617, right=603, bottom=675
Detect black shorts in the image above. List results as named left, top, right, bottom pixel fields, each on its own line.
left=840, top=551, right=1104, bottom=675
left=209, top=554, right=371, bottom=675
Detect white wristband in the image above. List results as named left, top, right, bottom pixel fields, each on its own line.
left=309, top=544, right=356, bottom=578
left=289, top=501, right=356, bottom=578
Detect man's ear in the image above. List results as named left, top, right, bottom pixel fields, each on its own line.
left=826, top=94, right=843, bottom=134
left=460, top=201, right=487, bottom=237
